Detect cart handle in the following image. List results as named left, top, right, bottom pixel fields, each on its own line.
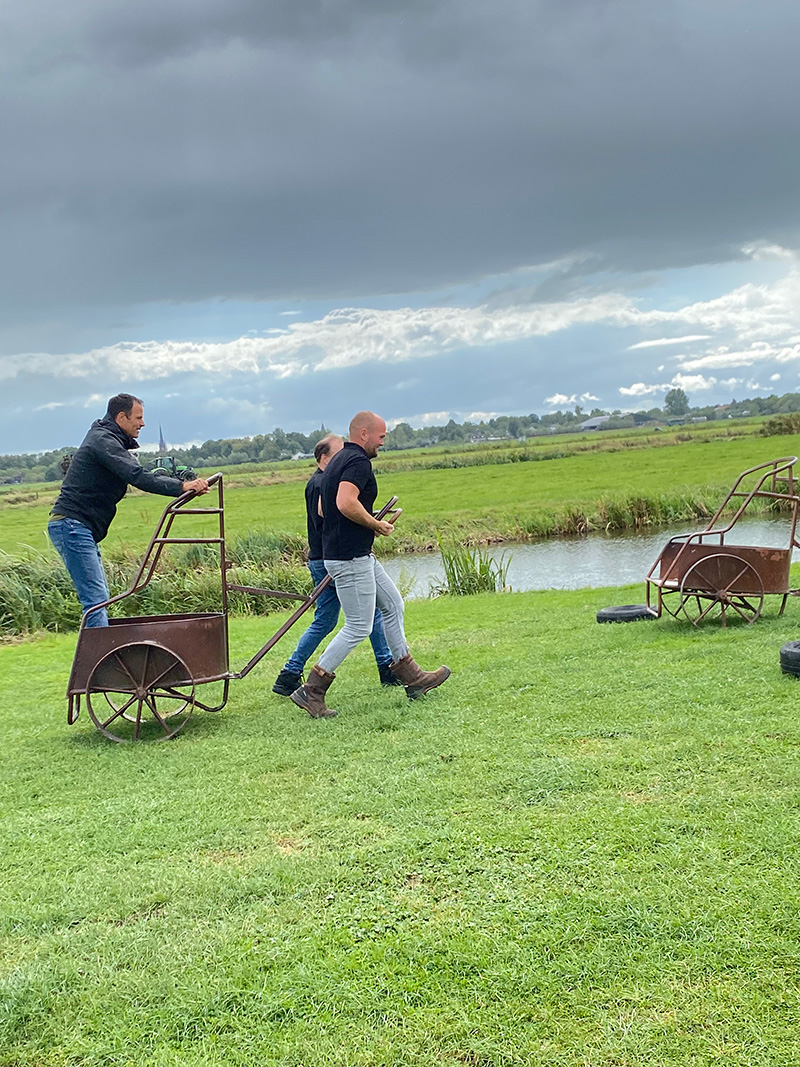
left=169, top=471, right=224, bottom=510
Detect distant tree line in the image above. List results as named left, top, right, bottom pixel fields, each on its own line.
left=6, top=392, right=800, bottom=485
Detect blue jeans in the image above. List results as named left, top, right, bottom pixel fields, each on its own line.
left=318, top=554, right=409, bottom=674
left=48, top=518, right=110, bottom=627
left=283, top=558, right=393, bottom=674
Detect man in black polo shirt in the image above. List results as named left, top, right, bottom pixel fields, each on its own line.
left=271, top=433, right=400, bottom=695
left=290, top=410, right=450, bottom=718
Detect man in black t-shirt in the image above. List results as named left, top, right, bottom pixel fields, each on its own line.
left=290, top=411, right=450, bottom=718
left=271, top=434, right=401, bottom=695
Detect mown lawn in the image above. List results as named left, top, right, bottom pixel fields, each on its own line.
left=3, top=587, right=800, bottom=1065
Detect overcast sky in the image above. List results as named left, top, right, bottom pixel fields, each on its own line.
left=3, top=0, right=800, bottom=453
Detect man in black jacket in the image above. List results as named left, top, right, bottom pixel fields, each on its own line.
left=48, top=393, right=208, bottom=626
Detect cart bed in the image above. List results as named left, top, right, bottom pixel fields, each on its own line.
left=67, top=612, right=229, bottom=695
left=656, top=542, right=791, bottom=595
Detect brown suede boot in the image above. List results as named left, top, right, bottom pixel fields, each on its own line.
left=290, top=664, right=338, bottom=718
left=389, top=654, right=451, bottom=700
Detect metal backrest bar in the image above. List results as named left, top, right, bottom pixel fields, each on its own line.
left=80, top=473, right=225, bottom=627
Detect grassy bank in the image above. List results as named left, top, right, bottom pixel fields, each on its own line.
left=3, top=588, right=800, bottom=1064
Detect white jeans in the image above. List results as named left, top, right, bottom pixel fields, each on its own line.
left=318, top=554, right=409, bottom=674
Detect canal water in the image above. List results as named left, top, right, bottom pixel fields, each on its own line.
left=380, top=517, right=800, bottom=598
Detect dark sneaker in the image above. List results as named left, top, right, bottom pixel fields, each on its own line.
left=272, top=669, right=302, bottom=697
left=378, top=662, right=404, bottom=687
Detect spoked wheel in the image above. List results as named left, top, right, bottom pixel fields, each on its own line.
left=85, top=641, right=195, bottom=742
left=679, top=553, right=765, bottom=627
left=657, top=583, right=684, bottom=619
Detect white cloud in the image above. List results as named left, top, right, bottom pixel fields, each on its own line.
left=742, top=241, right=797, bottom=261
left=619, top=373, right=718, bottom=397
left=627, top=334, right=711, bottom=350
left=388, top=409, right=504, bottom=429
left=635, top=267, right=800, bottom=342
left=771, top=373, right=781, bottom=381
left=671, top=373, right=718, bottom=392
left=417, top=411, right=453, bottom=426
left=677, top=342, right=800, bottom=371
left=7, top=260, right=800, bottom=427
left=618, top=382, right=661, bottom=397
left=0, top=293, right=639, bottom=384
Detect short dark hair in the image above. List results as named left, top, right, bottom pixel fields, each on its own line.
left=106, top=393, right=142, bottom=420
left=314, top=434, right=341, bottom=462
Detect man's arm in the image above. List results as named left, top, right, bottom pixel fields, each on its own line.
left=95, top=438, right=208, bottom=497
left=336, top=481, right=394, bottom=536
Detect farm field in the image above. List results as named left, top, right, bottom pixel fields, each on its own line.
left=3, top=587, right=800, bottom=1064
left=3, top=427, right=800, bottom=558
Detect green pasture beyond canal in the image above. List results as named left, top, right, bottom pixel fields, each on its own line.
left=3, top=426, right=800, bottom=557
left=4, top=587, right=800, bottom=1065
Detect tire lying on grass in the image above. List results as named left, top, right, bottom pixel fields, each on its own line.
left=779, top=640, right=800, bottom=676
left=596, top=604, right=658, bottom=624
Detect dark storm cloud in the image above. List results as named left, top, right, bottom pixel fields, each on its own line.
left=3, top=0, right=800, bottom=351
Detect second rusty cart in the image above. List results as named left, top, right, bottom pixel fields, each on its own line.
left=65, top=473, right=399, bottom=741
left=644, top=457, right=800, bottom=626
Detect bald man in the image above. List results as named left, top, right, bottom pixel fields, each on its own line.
left=272, top=432, right=401, bottom=695
left=290, top=411, right=450, bottom=718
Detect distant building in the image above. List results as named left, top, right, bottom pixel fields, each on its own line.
left=579, top=415, right=611, bottom=431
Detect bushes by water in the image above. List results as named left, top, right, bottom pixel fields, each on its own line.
left=1, top=534, right=313, bottom=638
left=4, top=485, right=797, bottom=636
left=433, top=539, right=511, bottom=596
left=0, top=550, right=82, bottom=636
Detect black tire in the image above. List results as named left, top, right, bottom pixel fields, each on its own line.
left=597, top=604, right=658, bottom=624
left=780, top=640, right=800, bottom=676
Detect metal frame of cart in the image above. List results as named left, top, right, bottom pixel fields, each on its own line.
left=645, top=457, right=800, bottom=626
left=65, top=473, right=398, bottom=741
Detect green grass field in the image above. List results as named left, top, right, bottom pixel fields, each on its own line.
left=3, top=587, right=800, bottom=1065
left=4, top=427, right=800, bottom=558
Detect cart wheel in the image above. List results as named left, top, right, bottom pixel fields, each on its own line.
left=679, top=553, right=765, bottom=627
left=658, top=585, right=684, bottom=619
left=85, top=641, right=195, bottom=742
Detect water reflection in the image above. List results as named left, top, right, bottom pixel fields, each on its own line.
left=380, top=517, right=800, bottom=597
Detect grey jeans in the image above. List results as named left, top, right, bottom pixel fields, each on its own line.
left=318, top=554, right=409, bottom=674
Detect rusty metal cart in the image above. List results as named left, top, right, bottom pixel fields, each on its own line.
left=644, top=457, right=800, bottom=626
left=65, top=474, right=398, bottom=741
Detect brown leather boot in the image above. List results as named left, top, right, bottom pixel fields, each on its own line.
left=389, top=654, right=451, bottom=700
left=290, top=664, right=338, bottom=718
